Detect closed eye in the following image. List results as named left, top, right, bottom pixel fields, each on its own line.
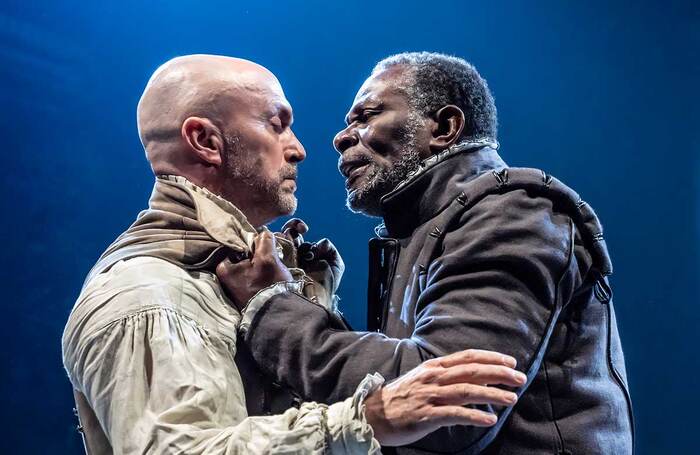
left=270, top=116, right=286, bottom=133
left=348, top=108, right=381, bottom=125
left=363, top=109, right=381, bottom=119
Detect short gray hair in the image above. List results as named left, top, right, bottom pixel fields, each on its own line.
left=373, top=52, right=498, bottom=141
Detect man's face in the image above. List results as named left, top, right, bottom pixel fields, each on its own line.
left=334, top=67, right=428, bottom=217
left=221, top=73, right=306, bottom=222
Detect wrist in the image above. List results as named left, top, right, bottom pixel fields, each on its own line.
left=239, top=280, right=304, bottom=336
left=363, top=387, right=389, bottom=443
left=325, top=372, right=384, bottom=453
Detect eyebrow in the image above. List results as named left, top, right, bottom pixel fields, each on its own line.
left=344, top=110, right=355, bottom=126
left=270, top=102, right=294, bottom=124
left=344, top=100, right=382, bottom=125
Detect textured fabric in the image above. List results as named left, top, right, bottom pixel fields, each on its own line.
left=62, top=176, right=381, bottom=454
left=240, top=147, right=633, bottom=454
left=84, top=174, right=311, bottom=289
left=240, top=281, right=304, bottom=335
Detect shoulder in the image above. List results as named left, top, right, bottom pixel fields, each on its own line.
left=64, top=257, right=238, bottom=355
left=452, top=167, right=608, bottom=273
left=448, top=188, right=573, bottom=254
left=81, top=256, right=203, bottom=315
left=422, top=181, right=574, bottom=291
left=444, top=167, right=585, bottom=250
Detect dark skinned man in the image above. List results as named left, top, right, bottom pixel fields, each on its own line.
left=216, top=52, right=634, bottom=454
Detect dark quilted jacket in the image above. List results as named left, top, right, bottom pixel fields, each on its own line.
left=243, top=145, right=634, bottom=454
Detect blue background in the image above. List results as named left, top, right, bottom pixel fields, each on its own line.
left=1, top=0, right=697, bottom=453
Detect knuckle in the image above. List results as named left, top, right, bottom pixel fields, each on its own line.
left=417, top=367, right=441, bottom=383
left=447, top=407, right=463, bottom=419
left=259, top=257, right=277, bottom=269
left=469, top=364, right=484, bottom=378
left=423, top=358, right=442, bottom=369
left=463, top=349, right=477, bottom=361
left=460, top=384, right=474, bottom=400
left=496, top=365, right=513, bottom=377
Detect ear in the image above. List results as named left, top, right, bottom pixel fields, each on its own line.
left=428, top=105, right=465, bottom=153
left=181, top=117, right=225, bottom=166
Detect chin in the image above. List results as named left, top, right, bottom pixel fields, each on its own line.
left=346, top=193, right=381, bottom=218
left=278, top=195, right=297, bottom=215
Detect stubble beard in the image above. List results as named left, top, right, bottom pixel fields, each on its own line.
left=223, top=134, right=297, bottom=218
left=346, top=111, right=423, bottom=217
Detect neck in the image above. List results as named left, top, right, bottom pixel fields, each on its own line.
left=176, top=173, right=274, bottom=228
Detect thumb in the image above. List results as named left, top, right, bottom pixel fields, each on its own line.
left=253, top=231, right=278, bottom=259
left=216, top=257, right=245, bottom=280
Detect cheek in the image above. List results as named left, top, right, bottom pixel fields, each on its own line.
left=365, top=117, right=410, bottom=159
left=261, top=151, right=293, bottom=186
left=239, top=127, right=286, bottom=174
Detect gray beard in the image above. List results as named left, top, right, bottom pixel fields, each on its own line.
left=346, top=113, right=423, bottom=217
left=223, top=134, right=297, bottom=216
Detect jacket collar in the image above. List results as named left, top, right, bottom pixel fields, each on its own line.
left=378, top=141, right=507, bottom=238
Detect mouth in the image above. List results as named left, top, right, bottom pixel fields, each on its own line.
left=345, top=164, right=369, bottom=188
left=282, top=177, right=297, bottom=191
left=340, top=160, right=371, bottom=188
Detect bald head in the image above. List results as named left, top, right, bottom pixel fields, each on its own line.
left=134, top=54, right=306, bottom=227
left=137, top=54, right=279, bottom=163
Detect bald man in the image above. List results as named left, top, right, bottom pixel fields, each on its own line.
left=62, top=55, right=524, bottom=454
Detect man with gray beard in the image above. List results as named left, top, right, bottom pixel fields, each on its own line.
left=217, top=52, right=634, bottom=454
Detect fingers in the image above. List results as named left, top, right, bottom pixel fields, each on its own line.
left=433, top=349, right=517, bottom=369
left=282, top=218, right=309, bottom=235
left=282, top=218, right=309, bottom=246
left=436, top=364, right=527, bottom=388
left=430, top=383, right=518, bottom=407
left=298, top=239, right=339, bottom=263
left=315, top=238, right=338, bottom=261
left=428, top=406, right=498, bottom=428
left=298, top=242, right=318, bottom=262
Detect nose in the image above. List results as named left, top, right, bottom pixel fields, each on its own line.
left=333, top=126, right=358, bottom=154
left=285, top=130, right=306, bottom=163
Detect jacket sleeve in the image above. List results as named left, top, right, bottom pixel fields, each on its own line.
left=240, top=191, right=582, bottom=452
left=63, top=294, right=382, bottom=454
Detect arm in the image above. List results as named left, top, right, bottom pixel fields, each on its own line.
left=64, top=301, right=381, bottom=454
left=224, top=191, right=580, bottom=449
left=64, top=289, right=523, bottom=453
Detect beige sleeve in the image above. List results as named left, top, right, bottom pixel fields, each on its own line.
left=64, top=305, right=381, bottom=454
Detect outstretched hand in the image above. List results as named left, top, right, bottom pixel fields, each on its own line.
left=364, top=349, right=527, bottom=447
left=216, top=231, right=293, bottom=310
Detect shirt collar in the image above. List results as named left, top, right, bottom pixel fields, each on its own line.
left=157, top=174, right=259, bottom=251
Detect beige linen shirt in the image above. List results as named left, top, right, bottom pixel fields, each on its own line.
left=62, top=176, right=382, bottom=454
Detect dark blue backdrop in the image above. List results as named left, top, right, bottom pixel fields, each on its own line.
left=1, top=1, right=697, bottom=453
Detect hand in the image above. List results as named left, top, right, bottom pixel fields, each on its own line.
left=363, top=349, right=527, bottom=447
left=215, top=231, right=293, bottom=310
left=282, top=218, right=345, bottom=294
left=281, top=218, right=309, bottom=247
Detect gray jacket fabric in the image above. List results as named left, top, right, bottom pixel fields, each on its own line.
left=240, top=145, right=634, bottom=454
